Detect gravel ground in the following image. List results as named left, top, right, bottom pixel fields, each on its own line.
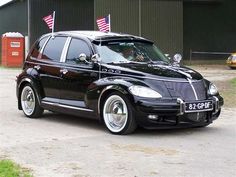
left=0, top=66, right=235, bottom=177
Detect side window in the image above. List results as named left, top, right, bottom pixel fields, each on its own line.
left=66, top=38, right=91, bottom=65
left=31, top=37, right=48, bottom=58
left=42, top=36, right=67, bottom=62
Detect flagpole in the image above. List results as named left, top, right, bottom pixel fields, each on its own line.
left=52, top=11, right=55, bottom=37
left=108, top=14, right=111, bottom=32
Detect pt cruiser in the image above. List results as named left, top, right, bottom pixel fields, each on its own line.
left=16, top=31, right=224, bottom=134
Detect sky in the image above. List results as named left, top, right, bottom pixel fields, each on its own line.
left=0, top=0, right=13, bottom=7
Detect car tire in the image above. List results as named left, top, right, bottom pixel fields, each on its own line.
left=20, top=83, right=44, bottom=118
left=102, top=91, right=137, bottom=135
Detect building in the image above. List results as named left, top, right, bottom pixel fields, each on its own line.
left=0, top=0, right=234, bottom=61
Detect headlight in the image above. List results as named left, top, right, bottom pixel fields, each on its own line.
left=208, top=83, right=218, bottom=95
left=129, top=86, right=162, bottom=98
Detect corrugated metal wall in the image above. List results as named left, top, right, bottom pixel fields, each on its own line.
left=30, top=0, right=94, bottom=45
left=183, top=0, right=233, bottom=60
left=95, top=0, right=140, bottom=36
left=142, top=0, right=183, bottom=56
left=95, top=0, right=183, bottom=56
left=0, top=0, right=28, bottom=61
left=0, top=0, right=28, bottom=36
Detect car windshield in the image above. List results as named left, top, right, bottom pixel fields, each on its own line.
left=95, top=41, right=170, bottom=64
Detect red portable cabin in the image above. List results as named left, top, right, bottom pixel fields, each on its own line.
left=1, top=32, right=25, bottom=67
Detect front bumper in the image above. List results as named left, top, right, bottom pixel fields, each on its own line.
left=134, top=95, right=224, bottom=129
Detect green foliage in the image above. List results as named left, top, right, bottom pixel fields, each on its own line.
left=217, top=77, right=236, bottom=108
left=230, top=78, right=236, bottom=87
left=0, top=160, right=33, bottom=177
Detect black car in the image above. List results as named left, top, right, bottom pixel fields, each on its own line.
left=16, top=31, right=223, bottom=134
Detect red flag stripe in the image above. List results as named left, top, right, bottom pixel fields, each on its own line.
left=96, top=16, right=110, bottom=32
left=43, top=14, right=54, bottom=30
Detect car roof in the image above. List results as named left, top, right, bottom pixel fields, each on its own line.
left=42, top=31, right=153, bottom=44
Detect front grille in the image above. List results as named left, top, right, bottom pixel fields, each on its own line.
left=164, top=80, right=207, bottom=101
left=192, top=81, right=207, bottom=100
left=165, top=80, right=208, bottom=122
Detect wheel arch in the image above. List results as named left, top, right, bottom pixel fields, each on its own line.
left=17, top=77, right=43, bottom=110
left=97, top=85, right=135, bottom=121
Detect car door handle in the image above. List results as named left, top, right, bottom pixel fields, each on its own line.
left=60, top=69, right=68, bottom=75
left=34, top=65, right=41, bottom=71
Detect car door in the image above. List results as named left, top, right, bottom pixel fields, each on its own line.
left=33, top=36, right=68, bottom=102
left=59, top=37, right=99, bottom=109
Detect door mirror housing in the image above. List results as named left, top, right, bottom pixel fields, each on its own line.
left=79, top=53, right=87, bottom=62
left=91, top=54, right=101, bottom=63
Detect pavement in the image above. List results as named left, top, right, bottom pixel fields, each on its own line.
left=0, top=66, right=235, bottom=177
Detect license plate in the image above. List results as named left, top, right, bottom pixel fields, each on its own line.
left=185, top=100, right=213, bottom=113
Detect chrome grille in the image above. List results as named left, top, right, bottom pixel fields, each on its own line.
left=192, top=81, right=207, bottom=100
left=164, top=80, right=207, bottom=101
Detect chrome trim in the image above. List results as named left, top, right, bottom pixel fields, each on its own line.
left=25, top=60, right=202, bottom=83
left=34, top=65, right=40, bottom=70
left=185, top=108, right=213, bottom=113
left=187, top=78, right=198, bottom=100
left=213, top=96, right=219, bottom=114
left=41, top=101, right=94, bottom=112
left=61, top=37, right=72, bottom=63
left=187, top=78, right=199, bottom=120
left=39, top=36, right=51, bottom=54
left=177, top=98, right=184, bottom=115
left=60, top=68, right=68, bottom=75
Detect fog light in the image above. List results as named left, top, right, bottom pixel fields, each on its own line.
left=148, top=115, right=159, bottom=120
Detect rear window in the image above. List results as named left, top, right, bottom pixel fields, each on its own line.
left=41, top=36, right=67, bottom=62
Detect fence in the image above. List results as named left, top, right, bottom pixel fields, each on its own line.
left=189, top=49, right=232, bottom=65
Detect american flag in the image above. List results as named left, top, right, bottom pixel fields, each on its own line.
left=96, top=15, right=111, bottom=32
left=43, top=13, right=54, bottom=30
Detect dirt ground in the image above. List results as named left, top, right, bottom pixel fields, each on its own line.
left=0, top=65, right=235, bottom=177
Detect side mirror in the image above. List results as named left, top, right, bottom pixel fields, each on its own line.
left=173, top=53, right=182, bottom=64
left=91, top=54, right=101, bottom=63
left=79, top=53, right=87, bottom=62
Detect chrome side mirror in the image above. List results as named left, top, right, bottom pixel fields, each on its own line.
left=91, top=54, right=101, bottom=63
left=79, top=53, right=87, bottom=62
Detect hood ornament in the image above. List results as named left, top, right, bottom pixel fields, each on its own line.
left=172, top=53, right=182, bottom=67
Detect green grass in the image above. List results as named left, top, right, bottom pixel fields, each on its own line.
left=230, top=78, right=236, bottom=87
left=216, top=77, right=236, bottom=108
left=0, top=160, right=33, bottom=177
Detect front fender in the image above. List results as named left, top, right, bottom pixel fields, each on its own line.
left=86, top=77, right=147, bottom=116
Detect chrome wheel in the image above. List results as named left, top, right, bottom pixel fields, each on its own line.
left=103, top=95, right=128, bottom=133
left=21, top=86, right=36, bottom=116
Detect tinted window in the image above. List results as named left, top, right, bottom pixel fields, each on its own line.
left=42, top=36, right=67, bottom=62
left=31, top=37, right=48, bottom=58
left=66, top=38, right=91, bottom=64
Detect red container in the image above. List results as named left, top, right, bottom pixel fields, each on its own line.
left=1, top=32, right=25, bottom=67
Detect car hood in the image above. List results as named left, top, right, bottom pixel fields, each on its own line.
left=102, top=62, right=203, bottom=80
